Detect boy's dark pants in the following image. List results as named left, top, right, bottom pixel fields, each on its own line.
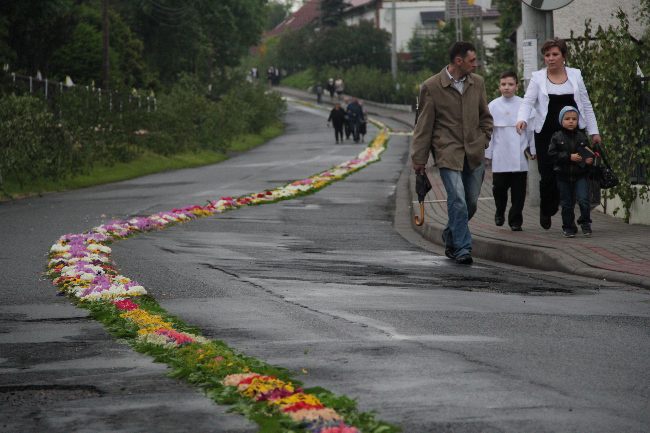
left=333, top=125, right=343, bottom=142
left=492, top=171, right=527, bottom=228
left=557, top=176, right=591, bottom=232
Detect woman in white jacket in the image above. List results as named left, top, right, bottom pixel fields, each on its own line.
left=516, top=38, right=601, bottom=230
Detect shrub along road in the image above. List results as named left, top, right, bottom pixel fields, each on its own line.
left=1, top=100, right=649, bottom=432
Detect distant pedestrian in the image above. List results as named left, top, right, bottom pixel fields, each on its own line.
left=548, top=106, right=597, bottom=237
left=326, top=78, right=335, bottom=100
left=267, top=66, right=275, bottom=86
left=315, top=83, right=323, bottom=104
left=486, top=71, right=535, bottom=232
left=411, top=41, right=493, bottom=265
left=346, top=98, right=364, bottom=143
left=342, top=97, right=351, bottom=140
left=273, top=67, right=281, bottom=85
left=327, top=102, right=346, bottom=143
left=334, top=77, right=344, bottom=101
left=358, top=100, right=368, bottom=143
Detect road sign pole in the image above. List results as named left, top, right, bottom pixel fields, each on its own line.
left=521, top=3, right=553, bottom=207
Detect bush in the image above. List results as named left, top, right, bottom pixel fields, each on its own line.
left=0, top=73, right=286, bottom=191
left=568, top=13, right=649, bottom=221
left=0, top=95, right=74, bottom=187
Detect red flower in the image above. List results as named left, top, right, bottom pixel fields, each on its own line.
left=113, top=299, right=139, bottom=311
left=281, top=402, right=325, bottom=412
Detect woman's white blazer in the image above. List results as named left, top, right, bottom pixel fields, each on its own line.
left=517, top=67, right=599, bottom=136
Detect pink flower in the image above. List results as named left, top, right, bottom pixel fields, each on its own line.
left=155, top=328, right=195, bottom=345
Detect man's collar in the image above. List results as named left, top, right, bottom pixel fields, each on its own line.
left=442, top=66, right=472, bottom=86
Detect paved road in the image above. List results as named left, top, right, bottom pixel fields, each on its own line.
left=1, top=100, right=649, bottom=432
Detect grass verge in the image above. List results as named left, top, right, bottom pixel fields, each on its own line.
left=1, top=123, right=283, bottom=201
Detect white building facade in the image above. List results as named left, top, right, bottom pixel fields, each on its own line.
left=343, top=0, right=500, bottom=55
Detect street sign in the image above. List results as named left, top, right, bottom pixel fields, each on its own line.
left=522, top=39, right=538, bottom=80
left=520, top=0, right=574, bottom=11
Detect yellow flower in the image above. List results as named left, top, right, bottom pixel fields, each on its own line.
left=241, top=377, right=294, bottom=398
left=120, top=309, right=172, bottom=331
left=269, top=392, right=322, bottom=407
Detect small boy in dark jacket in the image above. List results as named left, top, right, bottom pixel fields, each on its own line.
left=548, top=106, right=597, bottom=237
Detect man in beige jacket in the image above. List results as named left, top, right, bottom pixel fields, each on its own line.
left=411, top=41, right=493, bottom=265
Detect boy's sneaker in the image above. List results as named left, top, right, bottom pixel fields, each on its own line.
left=581, top=224, right=592, bottom=237
left=562, top=229, right=576, bottom=238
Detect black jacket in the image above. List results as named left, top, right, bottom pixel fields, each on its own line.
left=547, top=128, right=595, bottom=182
left=328, top=107, right=346, bottom=127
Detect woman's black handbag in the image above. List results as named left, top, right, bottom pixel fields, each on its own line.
left=593, top=148, right=619, bottom=189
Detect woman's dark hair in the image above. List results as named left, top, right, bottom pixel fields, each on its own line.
left=449, top=41, right=476, bottom=62
left=499, top=70, right=518, bottom=83
left=541, top=37, right=568, bottom=58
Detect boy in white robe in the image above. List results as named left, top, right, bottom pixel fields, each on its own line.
left=486, top=71, right=535, bottom=231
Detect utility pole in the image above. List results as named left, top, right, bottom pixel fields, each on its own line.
left=391, top=1, right=397, bottom=81
left=455, top=0, right=462, bottom=41
left=520, top=0, right=574, bottom=206
left=102, top=0, right=110, bottom=90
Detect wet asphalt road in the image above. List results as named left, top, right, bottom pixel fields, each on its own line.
left=1, top=100, right=649, bottom=433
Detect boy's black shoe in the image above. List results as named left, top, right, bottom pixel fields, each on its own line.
left=562, top=229, right=576, bottom=238
left=581, top=224, right=592, bottom=237
left=444, top=247, right=455, bottom=259
left=495, top=214, right=505, bottom=226
left=455, top=254, right=473, bottom=265
left=540, top=214, right=552, bottom=230
left=511, top=225, right=522, bottom=231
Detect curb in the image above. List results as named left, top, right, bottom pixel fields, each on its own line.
left=403, top=166, right=650, bottom=289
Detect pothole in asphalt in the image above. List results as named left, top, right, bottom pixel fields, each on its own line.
left=0, top=385, right=104, bottom=406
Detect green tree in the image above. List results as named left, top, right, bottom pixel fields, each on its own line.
left=265, top=0, right=292, bottom=31
left=491, top=0, right=520, bottom=66
left=0, top=15, right=16, bottom=66
left=276, top=21, right=390, bottom=72
left=320, top=0, right=350, bottom=27
left=0, top=0, right=75, bottom=75
left=408, top=19, right=474, bottom=73
left=310, top=21, right=391, bottom=70
left=277, top=27, right=314, bottom=72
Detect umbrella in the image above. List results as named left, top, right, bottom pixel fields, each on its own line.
left=414, top=172, right=431, bottom=226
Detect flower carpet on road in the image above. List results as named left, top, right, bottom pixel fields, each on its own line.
left=47, top=123, right=399, bottom=433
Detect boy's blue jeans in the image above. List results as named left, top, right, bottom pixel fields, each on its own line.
left=557, top=176, right=591, bottom=233
left=439, top=158, right=485, bottom=258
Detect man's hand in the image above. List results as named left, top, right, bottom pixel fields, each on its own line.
left=413, top=163, right=426, bottom=175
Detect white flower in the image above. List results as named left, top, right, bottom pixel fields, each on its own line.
left=50, top=243, right=70, bottom=253
left=87, top=244, right=111, bottom=254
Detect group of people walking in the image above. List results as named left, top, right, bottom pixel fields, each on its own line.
left=411, top=38, right=601, bottom=265
left=327, top=97, right=367, bottom=144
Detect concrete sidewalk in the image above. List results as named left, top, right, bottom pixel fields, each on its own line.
left=276, top=86, right=650, bottom=289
